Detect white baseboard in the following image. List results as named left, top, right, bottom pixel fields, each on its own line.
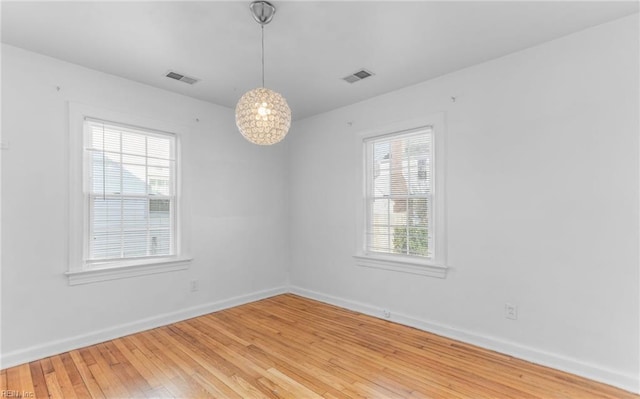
left=289, top=286, right=640, bottom=395
left=0, top=286, right=287, bottom=369
left=2, top=284, right=638, bottom=395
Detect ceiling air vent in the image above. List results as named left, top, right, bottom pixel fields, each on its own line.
left=165, top=71, right=200, bottom=85
left=342, top=69, right=374, bottom=84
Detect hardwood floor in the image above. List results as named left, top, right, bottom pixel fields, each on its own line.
left=1, top=294, right=637, bottom=398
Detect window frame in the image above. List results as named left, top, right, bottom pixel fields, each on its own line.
left=364, top=127, right=434, bottom=259
left=354, top=114, right=447, bottom=278
left=67, top=103, right=191, bottom=285
left=84, top=118, right=177, bottom=263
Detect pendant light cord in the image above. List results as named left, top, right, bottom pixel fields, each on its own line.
left=261, top=24, right=265, bottom=88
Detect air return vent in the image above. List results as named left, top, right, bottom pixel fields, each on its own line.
left=342, top=69, right=374, bottom=84
left=165, top=71, right=200, bottom=85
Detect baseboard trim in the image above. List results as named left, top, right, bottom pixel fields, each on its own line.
left=0, top=286, right=287, bottom=370
left=2, top=284, right=638, bottom=394
left=289, top=286, right=640, bottom=394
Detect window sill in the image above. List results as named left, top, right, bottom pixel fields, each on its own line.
left=353, top=254, right=447, bottom=279
left=66, top=257, right=192, bottom=286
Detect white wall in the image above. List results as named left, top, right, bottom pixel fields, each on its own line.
left=0, top=44, right=289, bottom=365
left=1, top=12, right=638, bottom=394
left=288, top=15, right=639, bottom=391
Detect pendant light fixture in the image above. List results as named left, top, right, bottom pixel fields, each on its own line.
left=235, top=1, right=291, bottom=145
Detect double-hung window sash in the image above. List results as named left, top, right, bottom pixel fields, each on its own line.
left=364, top=127, right=434, bottom=259
left=84, top=118, right=177, bottom=264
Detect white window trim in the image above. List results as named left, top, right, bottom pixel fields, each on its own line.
left=65, top=257, right=191, bottom=286
left=68, top=102, right=192, bottom=285
left=354, top=114, right=447, bottom=278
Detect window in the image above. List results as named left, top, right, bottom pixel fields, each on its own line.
left=355, top=116, right=446, bottom=278
left=365, top=128, right=433, bottom=258
left=85, top=119, right=176, bottom=262
left=67, top=104, right=190, bottom=285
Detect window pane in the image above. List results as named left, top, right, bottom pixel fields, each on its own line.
left=150, top=199, right=171, bottom=228
left=408, top=228, right=429, bottom=257
left=91, top=152, right=105, bottom=194
left=122, top=132, right=146, bottom=156
left=370, top=198, right=390, bottom=226
left=149, top=229, right=171, bottom=256
left=410, top=157, right=431, bottom=195
left=104, top=154, right=122, bottom=194
left=409, top=198, right=429, bottom=229
left=91, top=231, right=121, bottom=259
left=148, top=136, right=171, bottom=159
left=92, top=197, right=122, bottom=231
left=91, top=126, right=104, bottom=150
left=408, top=198, right=431, bottom=257
left=123, top=230, right=148, bottom=258
left=389, top=140, right=408, bottom=197
left=367, top=225, right=392, bottom=254
left=102, top=128, right=121, bottom=153
left=91, top=152, right=122, bottom=195
left=122, top=198, right=148, bottom=229
left=122, top=164, right=147, bottom=194
left=148, top=167, right=170, bottom=195
left=373, top=142, right=389, bottom=162
left=374, top=160, right=390, bottom=196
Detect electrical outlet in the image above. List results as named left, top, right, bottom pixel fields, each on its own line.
left=505, top=303, right=518, bottom=320
left=189, top=280, right=199, bottom=292
left=382, top=309, right=391, bottom=319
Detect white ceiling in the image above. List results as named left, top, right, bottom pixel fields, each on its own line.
left=2, top=1, right=638, bottom=120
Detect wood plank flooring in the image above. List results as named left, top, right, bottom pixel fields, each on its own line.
left=1, top=294, right=637, bottom=398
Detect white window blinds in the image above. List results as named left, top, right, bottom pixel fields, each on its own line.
left=365, top=128, right=433, bottom=259
left=84, top=119, right=177, bottom=262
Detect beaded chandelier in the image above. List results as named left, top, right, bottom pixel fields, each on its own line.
left=235, top=1, right=291, bottom=145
